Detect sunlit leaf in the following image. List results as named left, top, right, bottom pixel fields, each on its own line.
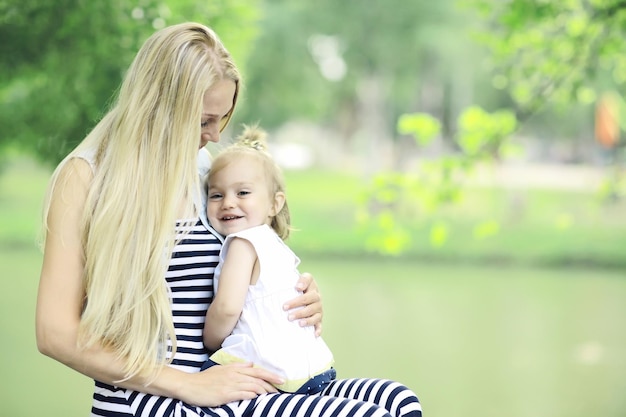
left=473, top=220, right=500, bottom=239
left=381, top=230, right=411, bottom=255
left=576, top=86, right=596, bottom=104
left=397, top=113, right=441, bottom=146
left=377, top=211, right=395, bottom=231
left=566, top=14, right=587, bottom=37
left=429, top=221, right=448, bottom=248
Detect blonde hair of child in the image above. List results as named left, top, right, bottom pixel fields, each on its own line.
left=41, top=22, right=240, bottom=382
left=208, top=126, right=292, bottom=239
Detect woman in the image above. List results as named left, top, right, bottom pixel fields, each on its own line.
left=36, top=22, right=422, bottom=416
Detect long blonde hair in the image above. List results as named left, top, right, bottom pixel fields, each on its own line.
left=207, top=126, right=292, bottom=239
left=42, top=22, right=240, bottom=381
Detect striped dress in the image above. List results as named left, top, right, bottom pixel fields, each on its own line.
left=90, top=219, right=422, bottom=417
left=91, top=218, right=219, bottom=416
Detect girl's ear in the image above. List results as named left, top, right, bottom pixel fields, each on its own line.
left=270, top=191, right=286, bottom=216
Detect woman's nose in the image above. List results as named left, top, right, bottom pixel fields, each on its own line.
left=209, top=124, right=220, bottom=142
left=202, top=125, right=221, bottom=145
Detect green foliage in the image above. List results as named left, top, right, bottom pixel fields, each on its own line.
left=457, top=106, right=517, bottom=158
left=398, top=113, right=441, bottom=146
left=233, top=0, right=481, bottom=135
left=355, top=173, right=415, bottom=255
left=1, top=0, right=155, bottom=164
left=472, top=219, right=500, bottom=239
left=357, top=0, right=626, bottom=254
left=360, top=106, right=519, bottom=253
left=463, top=0, right=626, bottom=114
left=0, top=0, right=260, bottom=166
left=3, top=154, right=626, bottom=266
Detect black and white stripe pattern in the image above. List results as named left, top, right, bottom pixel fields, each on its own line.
left=91, top=219, right=219, bottom=416
left=166, top=219, right=221, bottom=373
left=91, top=219, right=422, bottom=417
left=235, top=378, right=422, bottom=417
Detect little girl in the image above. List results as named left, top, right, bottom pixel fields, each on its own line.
left=202, top=125, right=335, bottom=394
left=201, top=126, right=422, bottom=417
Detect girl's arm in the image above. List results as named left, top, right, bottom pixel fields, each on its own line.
left=36, top=159, right=281, bottom=407
left=203, top=237, right=256, bottom=351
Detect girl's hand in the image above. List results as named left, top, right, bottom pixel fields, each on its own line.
left=181, top=363, right=283, bottom=407
left=283, top=272, right=323, bottom=336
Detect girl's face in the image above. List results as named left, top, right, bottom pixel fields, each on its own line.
left=200, top=79, right=237, bottom=148
left=207, top=157, right=285, bottom=236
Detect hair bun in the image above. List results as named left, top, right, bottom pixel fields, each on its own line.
left=237, top=124, right=268, bottom=151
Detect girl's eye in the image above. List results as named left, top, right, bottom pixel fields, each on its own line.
left=238, top=190, right=250, bottom=196
left=208, top=193, right=222, bottom=200
left=201, top=119, right=212, bottom=128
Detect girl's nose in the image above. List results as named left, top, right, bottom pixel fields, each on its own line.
left=222, top=193, right=235, bottom=208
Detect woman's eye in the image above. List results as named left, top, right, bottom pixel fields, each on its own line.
left=202, top=115, right=229, bottom=131
left=201, top=118, right=217, bottom=128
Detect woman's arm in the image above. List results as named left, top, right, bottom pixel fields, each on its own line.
left=283, top=272, right=324, bottom=337
left=36, top=159, right=281, bottom=406
left=203, top=237, right=256, bottom=351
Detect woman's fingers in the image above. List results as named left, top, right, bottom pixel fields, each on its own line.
left=295, top=272, right=315, bottom=291
left=227, top=363, right=282, bottom=393
left=188, top=363, right=281, bottom=406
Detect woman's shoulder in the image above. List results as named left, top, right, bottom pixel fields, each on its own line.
left=54, top=149, right=94, bottom=180
left=53, top=146, right=97, bottom=178
left=72, top=147, right=97, bottom=173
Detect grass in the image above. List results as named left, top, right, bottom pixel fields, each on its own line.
left=2, top=156, right=626, bottom=417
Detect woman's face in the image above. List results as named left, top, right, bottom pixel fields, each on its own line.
left=200, top=79, right=237, bottom=148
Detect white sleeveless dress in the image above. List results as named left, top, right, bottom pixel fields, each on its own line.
left=209, top=224, right=334, bottom=392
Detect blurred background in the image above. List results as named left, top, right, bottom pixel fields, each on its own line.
left=1, top=0, right=625, bottom=416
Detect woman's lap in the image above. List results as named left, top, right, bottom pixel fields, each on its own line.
left=239, top=377, right=422, bottom=417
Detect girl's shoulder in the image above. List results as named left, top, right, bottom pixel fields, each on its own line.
left=228, top=225, right=275, bottom=243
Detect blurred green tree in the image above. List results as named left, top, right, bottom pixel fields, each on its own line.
left=0, top=0, right=260, bottom=166
left=233, top=0, right=488, bottom=164
left=470, top=0, right=626, bottom=198
left=465, top=0, right=626, bottom=116
left=360, top=0, right=626, bottom=253
left=358, top=107, right=519, bottom=254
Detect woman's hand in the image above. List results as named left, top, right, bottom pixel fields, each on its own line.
left=180, top=363, right=283, bottom=407
left=283, top=272, right=323, bottom=336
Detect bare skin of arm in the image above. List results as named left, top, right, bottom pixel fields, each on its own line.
left=204, top=237, right=257, bottom=351
left=35, top=158, right=287, bottom=407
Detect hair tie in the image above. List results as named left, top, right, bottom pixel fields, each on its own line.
left=241, top=138, right=265, bottom=151
left=237, top=125, right=268, bottom=151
